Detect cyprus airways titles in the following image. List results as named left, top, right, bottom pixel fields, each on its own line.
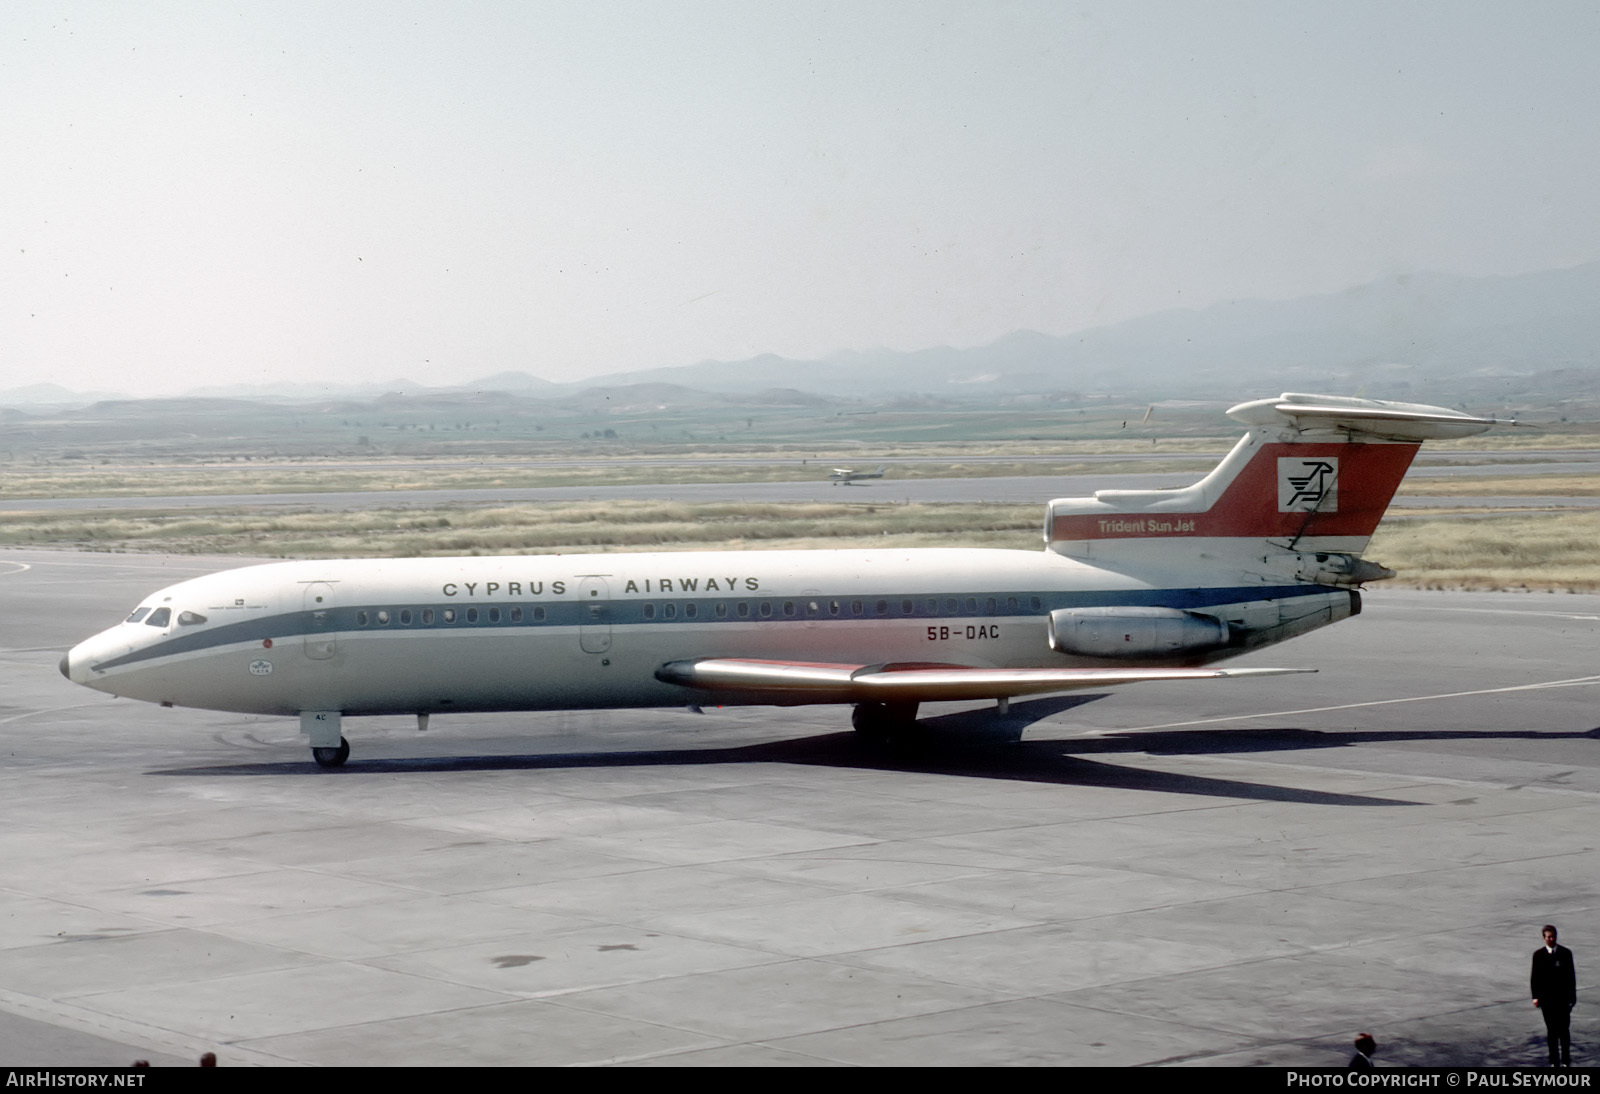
left=60, top=394, right=1499, bottom=767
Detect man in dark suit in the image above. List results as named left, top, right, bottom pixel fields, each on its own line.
left=1532, top=924, right=1577, bottom=1066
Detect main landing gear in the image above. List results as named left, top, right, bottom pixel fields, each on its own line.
left=851, top=701, right=919, bottom=746
left=301, top=710, right=348, bottom=769
left=311, top=736, right=350, bottom=769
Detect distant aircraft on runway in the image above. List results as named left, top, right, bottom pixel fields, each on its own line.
left=829, top=464, right=887, bottom=485
left=61, top=394, right=1499, bottom=768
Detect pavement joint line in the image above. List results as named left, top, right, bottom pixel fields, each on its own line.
left=1387, top=605, right=1600, bottom=620
left=1077, top=749, right=1600, bottom=799
left=0, top=986, right=291, bottom=1068
left=1116, top=675, right=1600, bottom=731
left=0, top=702, right=110, bottom=728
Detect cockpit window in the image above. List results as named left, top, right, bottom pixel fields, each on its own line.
left=177, top=611, right=207, bottom=626
left=126, top=607, right=151, bottom=624
left=145, top=607, right=172, bottom=628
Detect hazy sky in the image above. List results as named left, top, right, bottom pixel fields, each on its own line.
left=5, top=1, right=1599, bottom=396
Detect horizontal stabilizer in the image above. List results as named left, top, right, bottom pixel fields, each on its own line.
left=656, top=657, right=1311, bottom=704
left=1227, top=392, right=1503, bottom=440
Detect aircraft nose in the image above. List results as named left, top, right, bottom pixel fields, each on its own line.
left=60, top=652, right=71, bottom=679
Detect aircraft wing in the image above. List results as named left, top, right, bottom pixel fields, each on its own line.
left=655, top=658, right=1311, bottom=703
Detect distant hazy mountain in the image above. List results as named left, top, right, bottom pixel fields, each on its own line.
left=178, top=371, right=563, bottom=401
left=461, top=371, right=563, bottom=395
left=0, top=382, right=129, bottom=406
left=8, top=264, right=1598, bottom=410
left=535, top=382, right=841, bottom=412
left=183, top=378, right=435, bottom=400
left=577, top=263, right=1600, bottom=401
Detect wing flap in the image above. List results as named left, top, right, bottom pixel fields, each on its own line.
left=656, top=657, right=1310, bottom=704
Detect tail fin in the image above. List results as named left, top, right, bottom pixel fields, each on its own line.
left=1046, top=393, right=1500, bottom=575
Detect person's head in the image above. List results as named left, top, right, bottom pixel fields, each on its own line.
left=1543, top=925, right=1559, bottom=948
left=1354, top=1033, right=1376, bottom=1056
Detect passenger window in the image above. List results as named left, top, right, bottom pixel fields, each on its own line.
left=965, top=598, right=977, bottom=613
left=145, top=607, right=171, bottom=628
left=783, top=602, right=795, bottom=617
left=759, top=602, right=772, bottom=618
left=684, top=603, right=697, bottom=618
left=357, top=611, right=370, bottom=626
left=423, top=609, right=435, bottom=624
left=902, top=600, right=913, bottom=614
left=664, top=603, right=677, bottom=619
left=643, top=604, right=656, bottom=620
left=126, top=607, right=151, bottom=624
left=510, top=607, right=523, bottom=623
left=443, top=608, right=456, bottom=624
left=488, top=608, right=501, bottom=624
left=400, top=609, right=412, bottom=625
left=177, top=611, right=207, bottom=626
left=376, top=610, right=390, bottom=625
left=715, top=603, right=727, bottom=619
left=875, top=600, right=888, bottom=615
left=533, top=606, right=546, bottom=622
left=466, top=608, right=478, bottom=623
left=738, top=602, right=750, bottom=618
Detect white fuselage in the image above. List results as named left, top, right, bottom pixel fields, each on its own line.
left=62, top=546, right=1349, bottom=718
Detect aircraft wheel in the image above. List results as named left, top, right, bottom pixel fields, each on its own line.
left=312, top=736, right=350, bottom=768
left=852, top=702, right=919, bottom=746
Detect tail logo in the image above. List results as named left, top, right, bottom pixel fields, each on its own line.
left=1279, top=457, right=1338, bottom=512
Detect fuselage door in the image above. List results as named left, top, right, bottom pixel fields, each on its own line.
left=303, top=582, right=337, bottom=660
left=577, top=576, right=611, bottom=654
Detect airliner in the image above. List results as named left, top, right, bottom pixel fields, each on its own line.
left=60, top=393, right=1496, bottom=768
left=830, top=464, right=887, bottom=484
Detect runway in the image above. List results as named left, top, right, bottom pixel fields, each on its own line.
left=3, top=547, right=1599, bottom=1066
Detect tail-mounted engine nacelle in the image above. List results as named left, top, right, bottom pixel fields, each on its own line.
left=1047, top=606, right=1232, bottom=659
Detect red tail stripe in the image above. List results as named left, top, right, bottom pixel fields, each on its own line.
left=1048, top=442, right=1418, bottom=542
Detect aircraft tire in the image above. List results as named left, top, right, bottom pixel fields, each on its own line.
left=852, top=701, right=919, bottom=746
left=312, top=737, right=350, bottom=769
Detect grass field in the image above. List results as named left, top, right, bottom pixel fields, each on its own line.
left=0, top=455, right=1221, bottom=499
left=3, top=455, right=1596, bottom=500
left=1367, top=511, right=1600, bottom=591
left=5, top=496, right=1597, bottom=591
left=6, top=419, right=1595, bottom=586
left=0, top=501, right=1043, bottom=558
left=1396, top=474, right=1600, bottom=497
left=7, top=392, right=1594, bottom=590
